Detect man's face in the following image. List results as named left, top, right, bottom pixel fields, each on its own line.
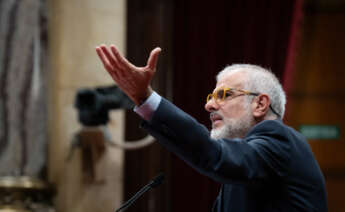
left=204, top=71, right=255, bottom=139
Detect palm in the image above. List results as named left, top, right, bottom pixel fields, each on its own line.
left=96, top=45, right=161, bottom=105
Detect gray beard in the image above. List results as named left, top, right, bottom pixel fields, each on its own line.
left=210, top=112, right=254, bottom=139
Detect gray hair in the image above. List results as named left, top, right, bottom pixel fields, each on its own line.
left=216, top=64, right=286, bottom=118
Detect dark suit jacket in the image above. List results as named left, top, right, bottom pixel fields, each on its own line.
left=142, top=98, right=328, bottom=212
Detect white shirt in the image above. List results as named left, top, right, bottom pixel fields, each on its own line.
left=133, top=91, right=162, bottom=121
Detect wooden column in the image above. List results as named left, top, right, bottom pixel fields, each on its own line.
left=124, top=0, right=174, bottom=212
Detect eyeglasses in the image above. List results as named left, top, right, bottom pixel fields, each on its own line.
left=206, top=88, right=259, bottom=104
left=206, top=87, right=281, bottom=118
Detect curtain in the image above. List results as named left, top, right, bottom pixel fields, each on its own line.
left=0, top=0, right=48, bottom=177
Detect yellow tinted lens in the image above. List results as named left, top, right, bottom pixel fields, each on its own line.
left=216, top=89, right=225, bottom=101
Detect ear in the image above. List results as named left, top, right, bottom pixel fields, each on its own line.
left=251, top=94, right=270, bottom=119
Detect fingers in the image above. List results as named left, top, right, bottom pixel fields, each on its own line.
left=96, top=46, right=113, bottom=71
left=100, top=45, right=121, bottom=70
left=110, top=45, right=135, bottom=70
left=96, top=45, right=121, bottom=80
left=147, top=47, right=162, bottom=71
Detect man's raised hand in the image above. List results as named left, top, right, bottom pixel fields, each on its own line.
left=96, top=45, right=161, bottom=105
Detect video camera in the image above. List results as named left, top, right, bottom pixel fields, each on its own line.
left=74, top=85, right=134, bottom=126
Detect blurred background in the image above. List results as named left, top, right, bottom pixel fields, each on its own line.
left=0, top=0, right=344, bottom=211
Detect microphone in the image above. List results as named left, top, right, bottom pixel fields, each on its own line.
left=115, top=173, right=165, bottom=212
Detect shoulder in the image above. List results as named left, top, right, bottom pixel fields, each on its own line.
left=246, top=119, right=289, bottom=137
left=244, top=119, right=308, bottom=163
left=244, top=120, right=294, bottom=176
left=245, top=119, right=304, bottom=141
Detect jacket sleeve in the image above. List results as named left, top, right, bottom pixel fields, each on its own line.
left=141, top=98, right=291, bottom=184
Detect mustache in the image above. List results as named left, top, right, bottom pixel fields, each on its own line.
left=210, top=111, right=223, bottom=120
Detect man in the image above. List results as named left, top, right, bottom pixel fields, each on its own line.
left=96, top=45, right=328, bottom=211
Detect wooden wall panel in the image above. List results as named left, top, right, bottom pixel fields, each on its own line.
left=285, top=3, right=345, bottom=211
left=124, top=0, right=174, bottom=212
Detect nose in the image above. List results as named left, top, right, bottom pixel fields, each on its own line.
left=205, top=99, right=219, bottom=112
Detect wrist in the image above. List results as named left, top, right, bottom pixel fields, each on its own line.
left=136, top=87, right=153, bottom=105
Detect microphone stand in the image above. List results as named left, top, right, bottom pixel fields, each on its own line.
left=115, top=173, right=164, bottom=212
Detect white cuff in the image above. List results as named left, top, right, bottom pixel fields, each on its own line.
left=134, top=91, right=162, bottom=121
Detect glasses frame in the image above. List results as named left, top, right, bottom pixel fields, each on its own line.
left=206, top=87, right=281, bottom=118
left=206, top=88, right=259, bottom=104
